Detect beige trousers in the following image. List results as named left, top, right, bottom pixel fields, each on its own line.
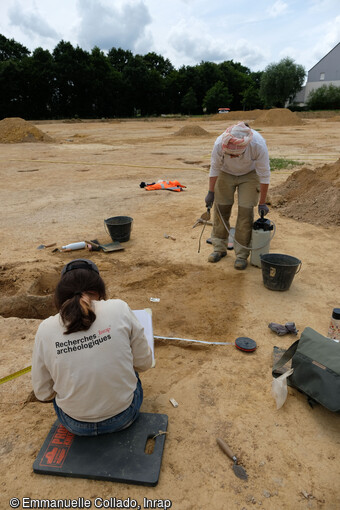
left=211, top=170, right=260, bottom=259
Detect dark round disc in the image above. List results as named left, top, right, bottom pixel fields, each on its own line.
left=235, top=337, right=257, bottom=352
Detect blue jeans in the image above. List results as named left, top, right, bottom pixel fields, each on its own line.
left=53, top=375, right=143, bottom=436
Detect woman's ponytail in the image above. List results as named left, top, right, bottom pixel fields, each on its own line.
left=55, top=268, right=106, bottom=334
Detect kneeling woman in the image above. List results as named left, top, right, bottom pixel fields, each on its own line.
left=32, top=259, right=153, bottom=435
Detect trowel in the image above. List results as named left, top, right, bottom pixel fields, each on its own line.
left=85, top=240, right=124, bottom=253
left=37, top=242, right=56, bottom=250
left=192, top=207, right=212, bottom=228
left=216, top=438, right=248, bottom=480
left=201, top=206, right=211, bottom=221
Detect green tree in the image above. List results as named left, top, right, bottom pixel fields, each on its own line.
left=178, top=65, right=203, bottom=105
left=0, top=33, right=308, bottom=120
left=260, top=57, right=305, bottom=108
left=0, top=59, right=25, bottom=117
left=241, top=86, right=260, bottom=110
left=241, top=71, right=264, bottom=110
left=306, top=84, right=340, bottom=110
left=22, top=48, right=54, bottom=118
left=142, top=52, right=174, bottom=77
left=219, top=60, right=252, bottom=110
left=89, top=46, right=123, bottom=118
left=0, top=34, right=30, bottom=61
left=181, top=87, right=198, bottom=114
left=203, top=81, right=233, bottom=114
left=195, top=61, right=222, bottom=109
left=52, top=41, right=93, bottom=117
left=107, top=47, right=134, bottom=72
left=121, top=55, right=160, bottom=116
left=163, top=69, right=183, bottom=113
left=0, top=34, right=31, bottom=117
left=144, top=69, right=165, bottom=115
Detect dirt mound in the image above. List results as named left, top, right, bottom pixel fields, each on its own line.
left=270, top=159, right=340, bottom=226
left=0, top=117, right=54, bottom=143
left=173, top=124, right=210, bottom=136
left=210, top=109, right=262, bottom=121
left=254, top=108, right=304, bottom=127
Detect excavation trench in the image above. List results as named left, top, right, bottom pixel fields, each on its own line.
left=0, top=261, right=244, bottom=343
left=0, top=271, right=59, bottom=319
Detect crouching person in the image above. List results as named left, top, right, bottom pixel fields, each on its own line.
left=32, top=259, right=152, bottom=436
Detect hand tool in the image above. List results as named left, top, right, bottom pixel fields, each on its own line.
left=85, top=240, right=124, bottom=253
left=200, top=206, right=211, bottom=221
left=216, top=438, right=248, bottom=480
left=192, top=218, right=213, bottom=229
left=37, top=242, right=56, bottom=250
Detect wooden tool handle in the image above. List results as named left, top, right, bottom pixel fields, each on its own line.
left=216, top=438, right=236, bottom=460
left=85, top=240, right=102, bottom=249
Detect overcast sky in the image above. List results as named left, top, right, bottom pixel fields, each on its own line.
left=0, top=0, right=339, bottom=75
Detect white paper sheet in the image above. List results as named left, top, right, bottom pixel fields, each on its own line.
left=132, top=308, right=154, bottom=360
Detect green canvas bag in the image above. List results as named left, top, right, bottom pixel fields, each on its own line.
left=272, top=327, right=340, bottom=412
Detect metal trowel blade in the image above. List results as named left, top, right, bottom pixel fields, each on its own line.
left=37, top=242, right=56, bottom=250
left=201, top=207, right=211, bottom=221
left=232, top=462, right=248, bottom=481
left=216, top=437, right=248, bottom=481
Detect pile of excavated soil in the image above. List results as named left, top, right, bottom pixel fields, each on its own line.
left=270, top=159, right=340, bottom=226
left=173, top=124, right=210, bottom=136
left=0, top=117, right=54, bottom=143
left=209, top=109, right=262, bottom=121
left=254, top=108, right=304, bottom=127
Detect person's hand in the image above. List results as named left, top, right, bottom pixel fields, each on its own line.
left=205, top=191, right=214, bottom=208
left=258, top=203, right=269, bottom=216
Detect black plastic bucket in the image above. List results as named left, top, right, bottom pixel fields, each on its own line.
left=104, top=216, right=133, bottom=242
left=260, top=253, right=302, bottom=291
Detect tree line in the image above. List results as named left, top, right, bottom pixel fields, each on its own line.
left=0, top=34, right=306, bottom=119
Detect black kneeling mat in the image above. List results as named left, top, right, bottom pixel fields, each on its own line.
left=33, top=413, right=168, bottom=486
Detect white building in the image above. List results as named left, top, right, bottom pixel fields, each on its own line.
left=293, top=42, right=340, bottom=106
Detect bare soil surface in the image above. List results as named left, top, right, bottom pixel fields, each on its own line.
left=0, top=113, right=339, bottom=510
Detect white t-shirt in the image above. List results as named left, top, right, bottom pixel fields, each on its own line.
left=31, top=299, right=153, bottom=422
left=209, top=129, right=271, bottom=184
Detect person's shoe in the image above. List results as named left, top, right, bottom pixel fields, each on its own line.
left=234, top=258, right=248, bottom=270
left=208, top=251, right=227, bottom=263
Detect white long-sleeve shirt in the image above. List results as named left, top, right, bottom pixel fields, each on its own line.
left=31, top=299, right=152, bottom=422
left=209, top=129, right=271, bottom=184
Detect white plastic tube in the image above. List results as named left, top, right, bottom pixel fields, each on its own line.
left=61, top=241, right=86, bottom=250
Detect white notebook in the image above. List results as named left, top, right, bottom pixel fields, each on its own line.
left=132, top=308, right=154, bottom=360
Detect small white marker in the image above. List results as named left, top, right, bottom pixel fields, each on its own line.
left=169, top=398, right=179, bottom=408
